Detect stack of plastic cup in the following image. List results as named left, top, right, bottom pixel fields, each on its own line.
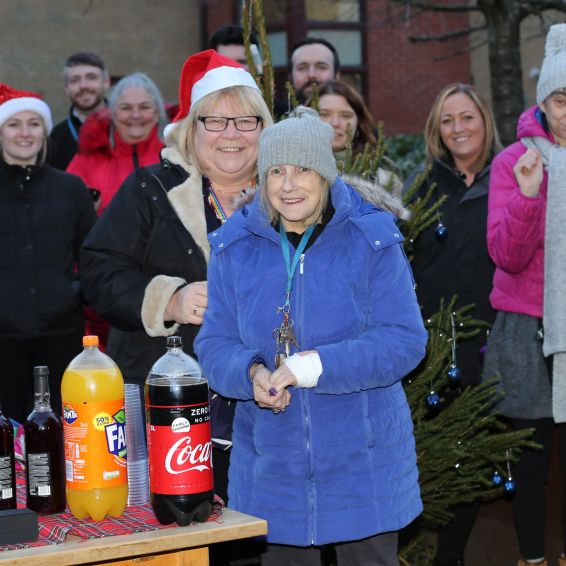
left=124, top=383, right=149, bottom=506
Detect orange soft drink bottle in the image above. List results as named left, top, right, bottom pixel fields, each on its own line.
left=61, top=335, right=128, bottom=520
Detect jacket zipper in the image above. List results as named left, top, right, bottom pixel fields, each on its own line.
left=297, top=253, right=316, bottom=544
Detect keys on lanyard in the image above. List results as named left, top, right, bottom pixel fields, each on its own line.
left=273, top=310, right=300, bottom=368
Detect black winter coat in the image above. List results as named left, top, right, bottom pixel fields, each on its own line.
left=81, top=146, right=239, bottom=446
left=80, top=147, right=211, bottom=384
left=404, top=159, right=496, bottom=385
left=49, top=109, right=81, bottom=170
left=0, top=158, right=96, bottom=339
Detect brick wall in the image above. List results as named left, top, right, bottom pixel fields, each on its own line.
left=365, top=0, right=471, bottom=135
left=0, top=0, right=202, bottom=122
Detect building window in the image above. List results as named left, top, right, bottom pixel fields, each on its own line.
left=260, top=0, right=364, bottom=100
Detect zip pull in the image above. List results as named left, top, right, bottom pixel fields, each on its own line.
left=299, top=254, right=305, bottom=275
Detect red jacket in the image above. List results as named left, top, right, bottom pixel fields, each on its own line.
left=67, top=109, right=164, bottom=215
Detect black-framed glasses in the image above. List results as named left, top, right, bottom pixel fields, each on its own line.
left=198, top=116, right=262, bottom=132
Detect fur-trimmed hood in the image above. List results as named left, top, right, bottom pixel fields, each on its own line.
left=342, top=174, right=409, bottom=220
left=232, top=172, right=409, bottom=221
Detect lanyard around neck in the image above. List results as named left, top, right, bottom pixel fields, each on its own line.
left=66, top=116, right=79, bottom=142
left=279, top=222, right=315, bottom=312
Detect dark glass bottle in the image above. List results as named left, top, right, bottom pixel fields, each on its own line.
left=24, top=366, right=66, bottom=514
left=0, top=400, right=16, bottom=510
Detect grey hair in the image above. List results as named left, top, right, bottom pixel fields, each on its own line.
left=109, top=72, right=167, bottom=137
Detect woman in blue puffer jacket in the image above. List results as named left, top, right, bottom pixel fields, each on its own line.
left=195, top=107, right=428, bottom=565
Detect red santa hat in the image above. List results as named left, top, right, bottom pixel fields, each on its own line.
left=0, top=83, right=53, bottom=133
left=165, top=49, right=260, bottom=136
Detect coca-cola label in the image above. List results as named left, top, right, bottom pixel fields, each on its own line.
left=147, top=401, right=213, bottom=495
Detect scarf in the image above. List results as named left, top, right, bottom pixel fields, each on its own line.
left=522, top=136, right=566, bottom=422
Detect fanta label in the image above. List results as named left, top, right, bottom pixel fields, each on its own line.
left=63, top=398, right=127, bottom=490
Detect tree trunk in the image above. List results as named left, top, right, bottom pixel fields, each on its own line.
left=479, top=0, right=524, bottom=146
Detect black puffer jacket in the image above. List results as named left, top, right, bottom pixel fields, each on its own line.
left=0, top=158, right=96, bottom=339
left=404, top=158, right=496, bottom=385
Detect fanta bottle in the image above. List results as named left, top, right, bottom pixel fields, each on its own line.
left=61, top=335, right=128, bottom=520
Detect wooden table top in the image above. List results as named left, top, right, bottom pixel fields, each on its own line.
left=0, top=508, right=267, bottom=565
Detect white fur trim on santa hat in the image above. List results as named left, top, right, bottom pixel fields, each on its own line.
left=192, top=65, right=259, bottom=108
left=0, top=97, right=53, bottom=133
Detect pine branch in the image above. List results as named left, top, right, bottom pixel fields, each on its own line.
left=405, top=299, right=538, bottom=526
left=400, top=168, right=447, bottom=260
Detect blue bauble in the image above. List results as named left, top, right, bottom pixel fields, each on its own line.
left=447, top=364, right=461, bottom=382
left=435, top=224, right=448, bottom=242
left=426, top=391, right=440, bottom=407
left=504, top=478, right=516, bottom=494
left=491, top=471, right=503, bottom=487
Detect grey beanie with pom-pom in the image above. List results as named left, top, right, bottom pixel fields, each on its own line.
left=537, top=23, right=566, bottom=104
left=258, top=106, right=337, bottom=186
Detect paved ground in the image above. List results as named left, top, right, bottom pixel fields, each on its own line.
left=465, top=426, right=563, bottom=566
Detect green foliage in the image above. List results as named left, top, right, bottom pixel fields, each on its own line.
left=385, top=133, right=427, bottom=179
left=400, top=167, right=445, bottom=260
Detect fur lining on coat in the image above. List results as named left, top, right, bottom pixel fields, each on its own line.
left=142, top=275, right=186, bottom=337
left=343, top=174, right=410, bottom=220
left=161, top=146, right=211, bottom=262
left=233, top=173, right=410, bottom=220
left=140, top=146, right=209, bottom=337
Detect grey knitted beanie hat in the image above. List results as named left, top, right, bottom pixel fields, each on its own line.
left=258, top=106, right=338, bottom=186
left=537, top=23, right=566, bottom=105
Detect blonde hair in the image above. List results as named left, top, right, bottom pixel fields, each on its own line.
left=168, top=86, right=273, bottom=173
left=260, top=170, right=330, bottom=227
left=424, top=83, right=502, bottom=173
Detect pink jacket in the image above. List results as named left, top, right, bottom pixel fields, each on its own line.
left=487, top=106, right=550, bottom=317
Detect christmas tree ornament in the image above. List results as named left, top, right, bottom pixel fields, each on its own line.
left=447, top=313, right=461, bottom=383
left=503, top=450, right=516, bottom=494
left=447, top=364, right=461, bottom=381
left=491, top=470, right=503, bottom=487
left=504, top=478, right=516, bottom=494
left=426, top=391, right=440, bottom=408
left=434, top=214, right=448, bottom=242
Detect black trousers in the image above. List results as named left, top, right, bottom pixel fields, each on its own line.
left=261, top=532, right=399, bottom=566
left=0, top=333, right=83, bottom=423
left=510, top=418, right=566, bottom=560
left=434, top=502, right=479, bottom=565
left=210, top=448, right=264, bottom=566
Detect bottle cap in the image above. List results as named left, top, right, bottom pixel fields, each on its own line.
left=33, top=366, right=49, bottom=377
left=83, top=335, right=99, bottom=347
left=166, top=336, right=183, bottom=348
left=33, top=366, right=50, bottom=396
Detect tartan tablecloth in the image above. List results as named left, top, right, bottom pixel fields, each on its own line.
left=1, top=466, right=224, bottom=552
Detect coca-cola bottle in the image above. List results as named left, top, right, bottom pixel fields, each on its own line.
left=0, top=399, right=16, bottom=510
left=145, top=336, right=214, bottom=526
left=24, top=366, right=66, bottom=514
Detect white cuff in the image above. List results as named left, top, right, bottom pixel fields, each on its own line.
left=283, top=353, right=322, bottom=388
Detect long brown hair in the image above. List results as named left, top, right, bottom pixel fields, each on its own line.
left=310, top=80, right=377, bottom=156
left=424, top=83, right=502, bottom=173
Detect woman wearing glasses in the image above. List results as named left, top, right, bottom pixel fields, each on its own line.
left=80, top=50, right=273, bottom=511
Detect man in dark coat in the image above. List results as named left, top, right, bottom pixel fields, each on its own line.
left=49, top=52, right=110, bottom=170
